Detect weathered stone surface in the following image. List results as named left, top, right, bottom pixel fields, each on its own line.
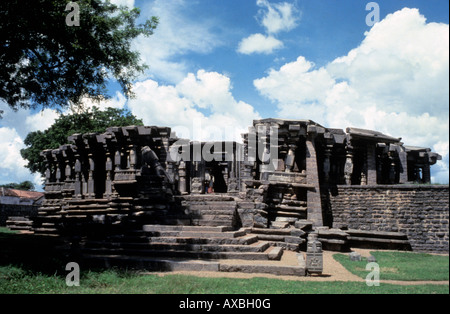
left=349, top=252, right=361, bottom=261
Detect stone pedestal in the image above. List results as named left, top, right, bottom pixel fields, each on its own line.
left=306, top=232, right=323, bottom=275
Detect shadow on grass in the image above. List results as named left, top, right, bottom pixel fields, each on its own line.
left=0, top=229, right=70, bottom=276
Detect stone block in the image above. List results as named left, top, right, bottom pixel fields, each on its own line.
left=349, top=252, right=361, bottom=261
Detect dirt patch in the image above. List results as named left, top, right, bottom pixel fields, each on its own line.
left=150, top=250, right=364, bottom=282
left=148, top=249, right=449, bottom=285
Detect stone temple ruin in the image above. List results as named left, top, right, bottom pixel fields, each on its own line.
left=33, top=118, right=448, bottom=276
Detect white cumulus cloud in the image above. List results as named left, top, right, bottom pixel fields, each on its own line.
left=256, top=0, right=300, bottom=34
left=237, top=33, right=284, bottom=55
left=128, top=70, right=261, bottom=142
left=237, top=0, right=300, bottom=55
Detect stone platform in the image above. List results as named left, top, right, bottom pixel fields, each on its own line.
left=80, top=225, right=306, bottom=276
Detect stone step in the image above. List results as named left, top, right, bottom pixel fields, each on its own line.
left=346, top=229, right=408, bottom=239
left=149, top=234, right=259, bottom=245
left=264, top=241, right=301, bottom=251
left=273, top=205, right=307, bottom=212
left=188, top=204, right=237, bottom=210
left=82, top=254, right=306, bottom=276
left=219, top=263, right=304, bottom=276
left=6, top=219, right=33, bottom=226
left=109, top=234, right=258, bottom=245
left=142, top=225, right=234, bottom=232
left=190, top=219, right=235, bottom=227
left=251, top=227, right=305, bottom=237
left=85, top=240, right=270, bottom=253
left=7, top=225, right=33, bottom=231
left=82, top=255, right=221, bottom=272
left=81, top=247, right=273, bottom=260
left=6, top=216, right=32, bottom=222
left=161, top=230, right=246, bottom=238
left=219, top=253, right=305, bottom=276
left=189, top=208, right=236, bottom=215
left=294, top=220, right=314, bottom=230
left=180, top=195, right=236, bottom=202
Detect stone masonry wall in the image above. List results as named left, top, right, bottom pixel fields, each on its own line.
left=328, top=185, right=449, bottom=253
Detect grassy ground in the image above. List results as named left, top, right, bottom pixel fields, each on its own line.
left=333, top=251, right=449, bottom=281
left=0, top=228, right=448, bottom=294
left=1, top=266, right=448, bottom=294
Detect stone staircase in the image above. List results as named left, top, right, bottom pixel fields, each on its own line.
left=81, top=224, right=306, bottom=276
left=6, top=216, right=34, bottom=232
left=180, top=194, right=239, bottom=228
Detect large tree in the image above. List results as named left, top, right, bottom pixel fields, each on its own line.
left=0, top=0, right=158, bottom=117
left=20, top=106, right=144, bottom=177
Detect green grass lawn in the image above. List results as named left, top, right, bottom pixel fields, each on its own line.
left=0, top=228, right=448, bottom=294
left=1, top=266, right=448, bottom=294
left=333, top=251, right=449, bottom=281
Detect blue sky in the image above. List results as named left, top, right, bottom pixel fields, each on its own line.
left=0, top=0, right=449, bottom=189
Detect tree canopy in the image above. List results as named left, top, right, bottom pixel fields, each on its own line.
left=0, top=181, right=35, bottom=191
left=0, top=0, right=158, bottom=117
left=20, top=106, right=144, bottom=177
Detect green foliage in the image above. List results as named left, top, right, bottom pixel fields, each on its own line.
left=20, top=106, right=143, bottom=177
left=0, top=180, right=35, bottom=191
left=334, top=251, right=449, bottom=281
left=0, top=0, right=158, bottom=116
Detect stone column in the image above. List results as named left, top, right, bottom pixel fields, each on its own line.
left=388, top=152, right=396, bottom=184
left=284, top=145, right=296, bottom=173
left=422, top=159, right=431, bottom=184
left=74, top=157, right=82, bottom=199
left=87, top=155, right=95, bottom=199
left=398, top=149, right=408, bottom=184
left=178, top=161, right=187, bottom=194
left=344, top=144, right=354, bottom=185
left=306, top=134, right=323, bottom=227
left=367, top=144, right=377, bottom=185
left=62, top=151, right=74, bottom=199
left=114, top=150, right=122, bottom=171
left=104, top=155, right=113, bottom=198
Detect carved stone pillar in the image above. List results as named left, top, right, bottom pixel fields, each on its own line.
left=87, top=155, right=95, bottom=199
left=366, top=144, right=377, bottom=185
left=306, top=232, right=323, bottom=275
left=104, top=155, right=113, bottom=199
left=398, top=149, right=408, bottom=184
left=344, top=145, right=354, bottom=185
left=74, top=157, right=82, bottom=199
left=178, top=161, right=187, bottom=194
left=306, top=133, right=323, bottom=227
left=62, top=146, right=75, bottom=199
left=114, top=150, right=122, bottom=171
left=285, top=145, right=296, bottom=173
left=388, top=152, right=396, bottom=184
